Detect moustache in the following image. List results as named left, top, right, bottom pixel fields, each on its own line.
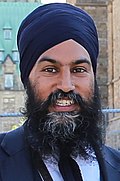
left=35, top=90, right=87, bottom=114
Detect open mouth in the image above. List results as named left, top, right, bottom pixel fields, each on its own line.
left=56, top=99, right=74, bottom=106
left=49, top=98, right=78, bottom=112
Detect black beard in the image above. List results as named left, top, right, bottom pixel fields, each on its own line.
left=23, top=80, right=105, bottom=161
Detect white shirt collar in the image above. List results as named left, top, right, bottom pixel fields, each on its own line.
left=43, top=154, right=100, bottom=181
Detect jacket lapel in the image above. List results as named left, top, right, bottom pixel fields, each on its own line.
left=102, top=146, right=120, bottom=181
left=0, top=126, right=41, bottom=181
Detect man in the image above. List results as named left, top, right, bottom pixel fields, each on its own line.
left=0, top=3, right=120, bottom=181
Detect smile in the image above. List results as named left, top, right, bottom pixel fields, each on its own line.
left=56, top=99, right=74, bottom=106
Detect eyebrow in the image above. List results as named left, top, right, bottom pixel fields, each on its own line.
left=38, top=57, right=58, bottom=64
left=73, top=59, right=91, bottom=65
left=38, top=57, right=91, bottom=65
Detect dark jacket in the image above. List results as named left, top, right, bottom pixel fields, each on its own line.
left=0, top=126, right=120, bottom=181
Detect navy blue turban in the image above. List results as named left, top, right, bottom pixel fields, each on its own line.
left=17, top=3, right=99, bottom=87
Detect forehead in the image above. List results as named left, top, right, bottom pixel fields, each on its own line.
left=36, top=39, right=91, bottom=65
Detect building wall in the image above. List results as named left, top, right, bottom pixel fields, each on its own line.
left=0, top=90, right=25, bottom=132
left=106, top=0, right=120, bottom=149
left=107, top=0, right=120, bottom=110
left=0, top=2, right=40, bottom=132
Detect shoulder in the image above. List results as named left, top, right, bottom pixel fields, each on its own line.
left=0, top=126, right=26, bottom=157
left=0, top=132, right=6, bottom=143
left=103, top=145, right=120, bottom=158
left=103, top=145, right=120, bottom=170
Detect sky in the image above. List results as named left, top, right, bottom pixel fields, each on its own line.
left=41, top=0, right=66, bottom=3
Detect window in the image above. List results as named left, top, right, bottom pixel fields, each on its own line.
left=3, top=97, right=15, bottom=113
left=4, top=74, right=13, bottom=89
left=12, top=51, right=19, bottom=61
left=0, top=50, right=4, bottom=61
left=4, top=29, right=12, bottom=40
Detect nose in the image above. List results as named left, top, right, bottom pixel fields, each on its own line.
left=57, top=70, right=75, bottom=92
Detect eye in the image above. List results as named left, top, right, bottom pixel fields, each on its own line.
left=72, top=67, right=86, bottom=73
left=43, top=67, right=58, bottom=73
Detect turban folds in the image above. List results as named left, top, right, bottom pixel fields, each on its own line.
left=17, top=3, right=99, bottom=87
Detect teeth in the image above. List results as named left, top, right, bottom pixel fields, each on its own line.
left=56, top=99, right=74, bottom=106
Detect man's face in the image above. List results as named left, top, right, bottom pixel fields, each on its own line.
left=25, top=40, right=103, bottom=159
left=29, top=39, right=94, bottom=113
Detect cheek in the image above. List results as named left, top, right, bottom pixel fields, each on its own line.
left=35, top=85, right=48, bottom=100
left=32, top=80, right=54, bottom=101
left=85, top=79, right=94, bottom=100
left=76, top=77, right=94, bottom=99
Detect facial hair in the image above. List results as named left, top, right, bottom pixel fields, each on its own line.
left=23, top=80, right=105, bottom=161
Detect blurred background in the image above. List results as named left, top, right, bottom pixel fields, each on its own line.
left=0, top=0, right=120, bottom=150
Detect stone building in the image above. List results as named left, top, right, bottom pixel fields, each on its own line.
left=0, top=2, right=41, bottom=132
left=106, top=0, right=120, bottom=149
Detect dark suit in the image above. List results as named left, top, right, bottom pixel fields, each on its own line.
left=0, top=126, right=120, bottom=181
